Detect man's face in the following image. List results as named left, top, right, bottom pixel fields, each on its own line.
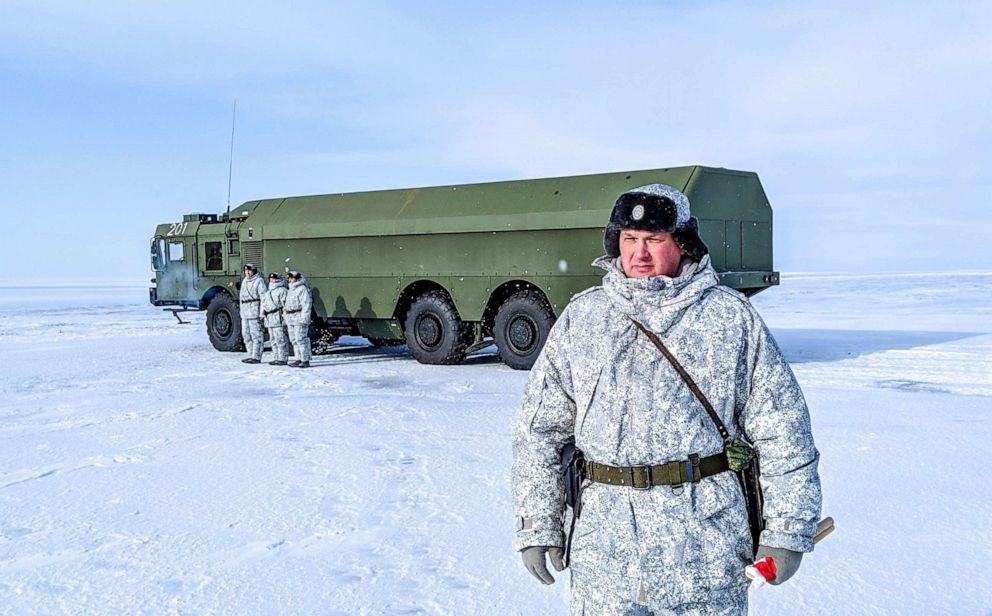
left=619, top=229, right=685, bottom=278
left=244, top=268, right=254, bottom=278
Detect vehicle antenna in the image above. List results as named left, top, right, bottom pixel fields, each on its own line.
left=226, top=99, right=237, bottom=220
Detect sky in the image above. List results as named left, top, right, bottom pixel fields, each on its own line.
left=0, top=0, right=990, bottom=282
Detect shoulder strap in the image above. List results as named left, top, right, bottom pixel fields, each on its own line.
left=628, top=317, right=730, bottom=441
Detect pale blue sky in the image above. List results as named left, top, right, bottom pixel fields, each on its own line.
left=1, top=1, right=989, bottom=281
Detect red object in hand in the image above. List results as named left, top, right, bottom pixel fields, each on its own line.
left=745, top=556, right=777, bottom=588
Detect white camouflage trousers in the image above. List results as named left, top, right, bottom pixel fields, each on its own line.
left=267, top=325, right=289, bottom=361
left=241, top=318, right=264, bottom=360
left=288, top=324, right=311, bottom=362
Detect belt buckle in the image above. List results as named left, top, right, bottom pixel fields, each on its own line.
left=688, top=453, right=701, bottom=483
left=630, top=466, right=651, bottom=490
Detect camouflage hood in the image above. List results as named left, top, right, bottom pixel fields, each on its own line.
left=593, top=253, right=719, bottom=334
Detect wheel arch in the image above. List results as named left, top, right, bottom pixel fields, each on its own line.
left=481, top=280, right=555, bottom=338
left=200, top=285, right=233, bottom=309
left=392, top=279, right=458, bottom=332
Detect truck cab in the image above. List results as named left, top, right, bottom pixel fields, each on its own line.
left=149, top=213, right=243, bottom=308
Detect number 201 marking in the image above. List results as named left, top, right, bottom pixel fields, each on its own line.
left=167, top=222, right=189, bottom=236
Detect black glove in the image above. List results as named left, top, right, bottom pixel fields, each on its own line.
left=754, top=545, right=804, bottom=585
left=521, top=546, right=565, bottom=585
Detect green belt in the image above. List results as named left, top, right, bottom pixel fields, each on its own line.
left=582, top=453, right=728, bottom=489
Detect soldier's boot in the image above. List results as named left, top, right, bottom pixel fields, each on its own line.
left=295, top=361, right=310, bottom=369
left=242, top=358, right=261, bottom=364
left=288, top=360, right=301, bottom=367
left=269, top=360, right=288, bottom=366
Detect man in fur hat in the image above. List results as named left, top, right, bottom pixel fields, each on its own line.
left=238, top=263, right=268, bottom=364
left=512, top=184, right=821, bottom=615
left=284, top=270, right=313, bottom=369
left=261, top=272, right=290, bottom=365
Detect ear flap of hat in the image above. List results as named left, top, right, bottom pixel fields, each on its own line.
left=603, top=222, right=622, bottom=258
left=671, top=217, right=709, bottom=261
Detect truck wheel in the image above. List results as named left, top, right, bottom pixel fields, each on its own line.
left=494, top=290, right=555, bottom=370
left=206, top=293, right=245, bottom=352
left=404, top=291, right=471, bottom=365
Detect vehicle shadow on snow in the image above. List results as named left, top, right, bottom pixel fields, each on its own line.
left=308, top=343, right=503, bottom=368
left=773, top=328, right=982, bottom=363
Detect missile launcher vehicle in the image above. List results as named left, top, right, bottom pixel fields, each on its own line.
left=150, top=166, right=780, bottom=369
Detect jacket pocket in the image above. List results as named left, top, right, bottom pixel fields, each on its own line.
left=639, top=477, right=750, bottom=609
left=575, top=365, right=604, bottom=437
left=697, top=475, right=753, bottom=580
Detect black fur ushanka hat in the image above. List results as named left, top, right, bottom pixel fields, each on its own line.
left=603, top=183, right=709, bottom=261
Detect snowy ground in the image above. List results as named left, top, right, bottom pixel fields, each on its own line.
left=1, top=274, right=991, bottom=615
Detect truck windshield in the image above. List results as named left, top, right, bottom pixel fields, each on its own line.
left=151, top=238, right=166, bottom=271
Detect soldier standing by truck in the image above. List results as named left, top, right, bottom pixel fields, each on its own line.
left=261, top=272, right=290, bottom=366
left=238, top=263, right=268, bottom=364
left=512, top=184, right=821, bottom=615
left=284, top=270, right=313, bottom=369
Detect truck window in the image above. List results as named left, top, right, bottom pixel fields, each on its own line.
left=205, top=241, right=223, bottom=270
left=152, top=238, right=165, bottom=271
left=169, top=241, right=185, bottom=262
left=229, top=239, right=240, bottom=255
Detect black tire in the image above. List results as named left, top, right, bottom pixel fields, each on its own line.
left=369, top=337, right=405, bottom=347
left=206, top=293, right=245, bottom=352
left=403, top=290, right=472, bottom=365
left=493, top=290, right=555, bottom=370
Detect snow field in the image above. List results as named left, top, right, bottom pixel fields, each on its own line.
left=1, top=274, right=991, bottom=614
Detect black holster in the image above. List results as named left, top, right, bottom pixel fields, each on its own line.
left=736, top=455, right=765, bottom=557
left=561, top=440, right=585, bottom=568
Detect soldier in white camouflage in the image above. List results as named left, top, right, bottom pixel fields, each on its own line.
left=284, top=270, right=313, bottom=368
left=238, top=263, right=268, bottom=364
left=261, top=272, right=290, bottom=365
left=512, top=184, right=822, bottom=615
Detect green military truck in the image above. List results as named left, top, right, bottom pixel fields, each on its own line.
left=150, top=165, right=779, bottom=369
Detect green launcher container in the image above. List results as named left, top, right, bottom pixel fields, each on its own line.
left=150, top=165, right=779, bottom=369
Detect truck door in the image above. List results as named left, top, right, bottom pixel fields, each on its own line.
left=158, top=236, right=197, bottom=303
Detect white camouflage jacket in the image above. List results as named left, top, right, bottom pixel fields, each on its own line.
left=512, top=255, right=821, bottom=611
left=261, top=279, right=288, bottom=328
left=284, top=277, right=312, bottom=327
left=238, top=274, right=268, bottom=319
